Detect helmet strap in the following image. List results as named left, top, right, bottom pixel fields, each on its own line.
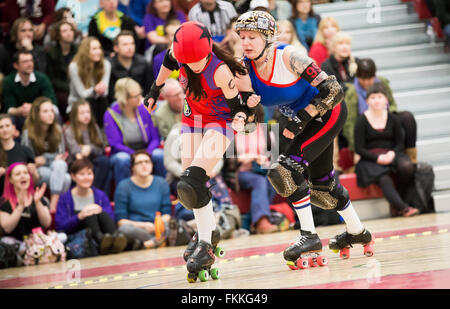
left=253, top=41, right=269, bottom=62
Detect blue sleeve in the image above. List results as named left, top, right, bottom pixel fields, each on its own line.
left=114, top=180, right=130, bottom=221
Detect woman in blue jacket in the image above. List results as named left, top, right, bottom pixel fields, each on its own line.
left=55, top=158, right=128, bottom=255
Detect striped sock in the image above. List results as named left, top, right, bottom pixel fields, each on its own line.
left=292, top=195, right=316, bottom=234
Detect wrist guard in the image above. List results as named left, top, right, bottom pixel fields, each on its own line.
left=162, top=49, right=179, bottom=71
left=285, top=109, right=313, bottom=137
left=311, top=75, right=344, bottom=116
left=144, top=82, right=165, bottom=108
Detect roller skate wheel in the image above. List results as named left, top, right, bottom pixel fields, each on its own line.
left=364, top=242, right=374, bottom=257
left=198, top=269, right=209, bottom=282
left=297, top=258, right=309, bottom=269
left=214, top=247, right=226, bottom=258
left=187, top=273, right=197, bottom=283
left=308, top=257, right=318, bottom=267
left=287, top=261, right=298, bottom=270
left=210, top=268, right=220, bottom=280
left=317, top=256, right=328, bottom=266
left=340, top=248, right=350, bottom=259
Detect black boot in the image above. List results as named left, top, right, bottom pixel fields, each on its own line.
left=186, top=240, right=215, bottom=274
left=283, top=230, right=323, bottom=262
left=183, top=228, right=221, bottom=262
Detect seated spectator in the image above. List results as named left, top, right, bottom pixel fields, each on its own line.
left=21, top=97, right=72, bottom=212
left=104, top=78, right=164, bottom=186
left=88, top=0, right=138, bottom=57
left=188, top=0, right=238, bottom=43
left=5, top=18, right=48, bottom=73
left=2, top=49, right=57, bottom=133
left=0, top=43, right=13, bottom=77
left=289, top=0, right=321, bottom=51
left=55, top=0, right=100, bottom=36
left=321, top=31, right=357, bottom=88
left=151, top=19, right=181, bottom=77
left=343, top=58, right=417, bottom=164
left=434, top=0, right=450, bottom=53
left=309, top=16, right=340, bottom=68
left=354, top=84, right=419, bottom=218
left=68, top=36, right=111, bottom=127
left=3, top=0, right=55, bottom=41
left=0, top=162, right=51, bottom=241
left=235, top=110, right=278, bottom=234
left=46, top=20, right=79, bottom=121
left=0, top=114, right=39, bottom=196
left=64, top=100, right=111, bottom=195
left=108, top=30, right=154, bottom=103
left=151, top=78, right=183, bottom=140
left=115, top=150, right=172, bottom=249
left=55, top=158, right=127, bottom=255
left=142, top=0, right=186, bottom=52
left=276, top=19, right=307, bottom=54
left=118, top=0, right=151, bottom=27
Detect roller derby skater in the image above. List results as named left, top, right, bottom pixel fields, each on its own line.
left=144, top=21, right=256, bottom=282
left=234, top=11, right=373, bottom=270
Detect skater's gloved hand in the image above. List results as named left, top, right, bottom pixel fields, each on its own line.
left=143, top=82, right=165, bottom=113
left=231, top=112, right=246, bottom=132
left=283, top=109, right=313, bottom=139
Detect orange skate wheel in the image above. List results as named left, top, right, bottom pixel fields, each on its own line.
left=340, top=248, right=350, bottom=259
left=297, top=258, right=309, bottom=269
left=317, top=256, right=328, bottom=266
left=363, top=241, right=374, bottom=257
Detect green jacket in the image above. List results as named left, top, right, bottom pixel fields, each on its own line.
left=2, top=71, right=57, bottom=113
left=343, top=76, right=397, bottom=152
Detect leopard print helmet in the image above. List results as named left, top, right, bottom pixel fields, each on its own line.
left=235, top=10, right=276, bottom=39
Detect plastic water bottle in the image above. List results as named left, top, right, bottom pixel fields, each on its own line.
left=154, top=211, right=165, bottom=241
left=426, top=23, right=436, bottom=45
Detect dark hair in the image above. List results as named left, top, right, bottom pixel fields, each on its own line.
left=0, top=114, right=14, bottom=167
left=184, top=43, right=248, bottom=101
left=70, top=158, right=94, bottom=175
left=356, top=58, right=377, bottom=79
left=366, top=82, right=388, bottom=100
left=147, top=0, right=177, bottom=20
left=113, top=30, right=135, bottom=46
left=291, top=0, right=316, bottom=19
left=130, top=150, right=152, bottom=169
left=50, top=20, right=76, bottom=42
left=13, top=49, right=33, bottom=64
left=54, top=7, right=73, bottom=23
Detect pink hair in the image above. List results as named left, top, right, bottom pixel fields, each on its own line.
left=2, top=162, right=35, bottom=210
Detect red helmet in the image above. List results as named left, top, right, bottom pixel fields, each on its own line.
left=173, top=21, right=213, bottom=64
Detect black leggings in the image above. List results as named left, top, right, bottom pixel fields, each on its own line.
left=80, top=212, right=116, bottom=238
left=282, top=102, right=348, bottom=181
left=376, top=154, right=415, bottom=211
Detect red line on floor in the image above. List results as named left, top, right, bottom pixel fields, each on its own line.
left=293, top=268, right=450, bottom=289
left=1, top=223, right=449, bottom=289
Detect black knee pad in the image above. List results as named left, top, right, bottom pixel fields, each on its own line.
left=177, top=166, right=212, bottom=210
left=309, top=171, right=349, bottom=211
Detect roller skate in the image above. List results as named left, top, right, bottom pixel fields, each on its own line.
left=283, top=230, right=328, bottom=270
left=183, top=228, right=224, bottom=262
left=328, top=228, right=374, bottom=259
left=186, top=241, right=221, bottom=283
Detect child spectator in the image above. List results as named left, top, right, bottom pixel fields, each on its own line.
left=0, top=162, right=51, bottom=241
left=115, top=150, right=172, bottom=249
left=289, top=0, right=321, bottom=51
left=46, top=20, right=79, bottom=121
left=21, top=97, right=71, bottom=212
left=88, top=0, right=138, bottom=56
left=309, top=16, right=340, bottom=68
left=104, top=78, right=163, bottom=186
left=354, top=84, right=419, bottom=218
left=64, top=100, right=111, bottom=195
left=55, top=0, right=100, bottom=36
left=55, top=158, right=127, bottom=254
left=2, top=49, right=57, bottom=133
left=68, top=36, right=111, bottom=127
left=0, top=114, right=39, bottom=196
left=142, top=0, right=186, bottom=51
